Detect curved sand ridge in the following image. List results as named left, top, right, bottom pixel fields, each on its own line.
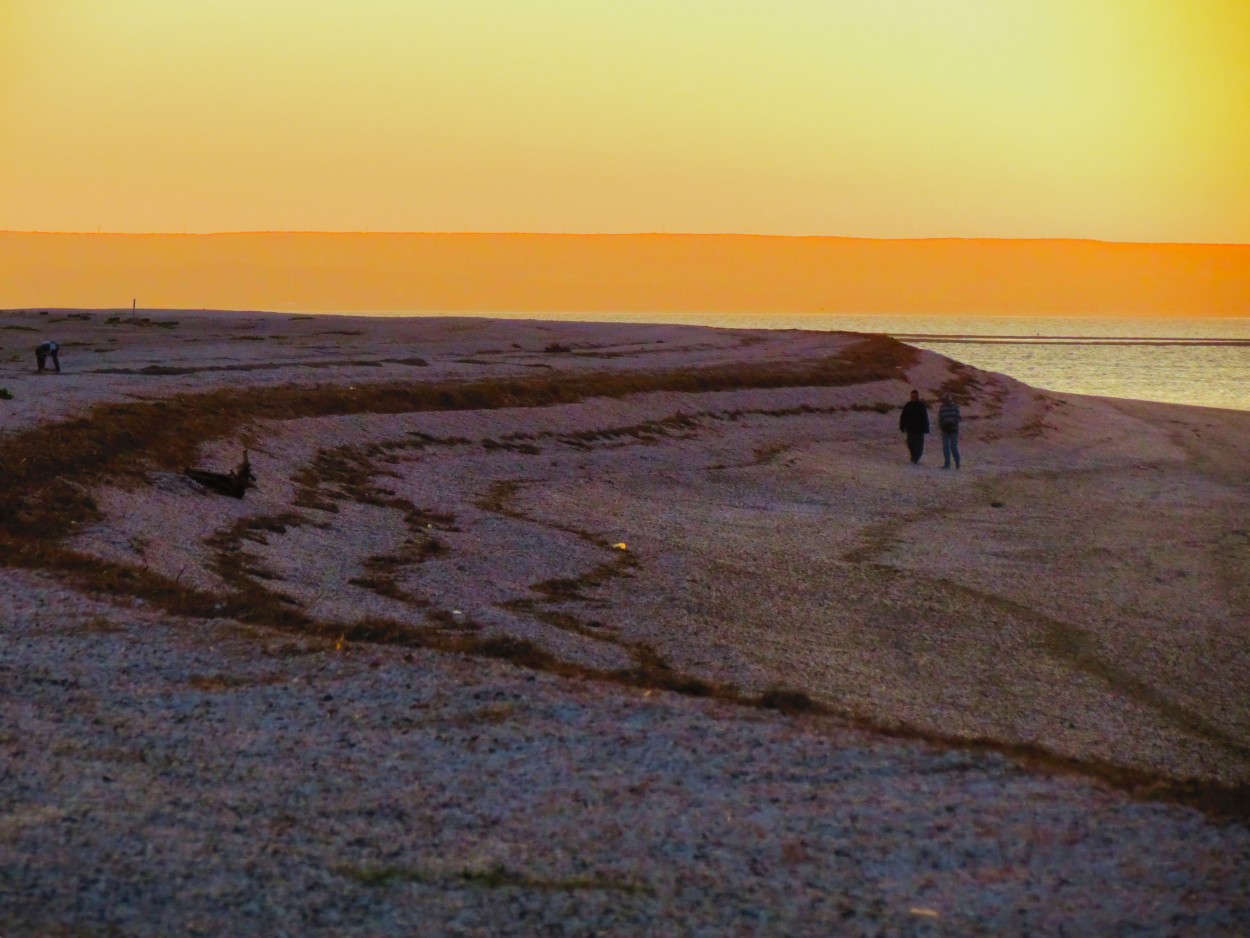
left=1, top=308, right=1248, bottom=934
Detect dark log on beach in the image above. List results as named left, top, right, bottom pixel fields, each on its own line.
left=185, top=453, right=255, bottom=499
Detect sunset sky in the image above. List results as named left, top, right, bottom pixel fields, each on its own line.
left=3, top=1, right=1249, bottom=242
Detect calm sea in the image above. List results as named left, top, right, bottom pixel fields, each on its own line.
left=461, top=312, right=1249, bottom=412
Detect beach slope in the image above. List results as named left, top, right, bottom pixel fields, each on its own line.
left=1, top=310, right=1247, bottom=934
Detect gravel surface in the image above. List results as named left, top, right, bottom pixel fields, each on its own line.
left=2, top=310, right=1248, bottom=935
left=4, top=587, right=1248, bottom=937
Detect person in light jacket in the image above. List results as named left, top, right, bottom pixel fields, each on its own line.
left=938, top=393, right=962, bottom=469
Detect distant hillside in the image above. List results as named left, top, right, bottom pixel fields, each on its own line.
left=2, top=232, right=1247, bottom=315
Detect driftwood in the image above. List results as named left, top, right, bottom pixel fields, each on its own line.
left=185, top=452, right=255, bottom=499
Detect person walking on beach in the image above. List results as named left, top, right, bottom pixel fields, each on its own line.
left=899, top=389, right=930, bottom=464
left=938, top=393, right=962, bottom=469
left=35, top=340, right=60, bottom=373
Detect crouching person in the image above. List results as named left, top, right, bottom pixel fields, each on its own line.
left=35, top=340, right=61, bottom=373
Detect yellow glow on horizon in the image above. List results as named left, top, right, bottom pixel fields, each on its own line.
left=2, top=0, right=1248, bottom=241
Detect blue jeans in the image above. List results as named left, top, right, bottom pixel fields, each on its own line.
left=942, top=431, right=960, bottom=468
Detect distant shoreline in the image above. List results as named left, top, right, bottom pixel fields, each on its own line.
left=4, top=306, right=1246, bottom=410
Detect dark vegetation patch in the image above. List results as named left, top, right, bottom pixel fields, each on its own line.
left=80, top=614, right=125, bottom=634
left=470, top=338, right=675, bottom=360
left=386, top=357, right=430, bottom=367
left=348, top=540, right=443, bottom=606
left=340, top=862, right=651, bottom=894
left=481, top=439, right=542, bottom=455
left=392, top=704, right=516, bottom=730
left=757, top=688, right=826, bottom=715
left=752, top=442, right=792, bottom=465
left=91, top=356, right=429, bottom=376
left=261, top=640, right=327, bottom=658
left=345, top=573, right=414, bottom=602
left=292, top=444, right=458, bottom=539
left=529, top=559, right=630, bottom=603
left=465, top=401, right=899, bottom=458
left=460, top=866, right=651, bottom=894
left=500, top=601, right=616, bottom=642
left=937, top=359, right=1012, bottom=422
left=864, top=725, right=1250, bottom=827
left=204, top=513, right=316, bottom=626
left=188, top=672, right=282, bottom=692
left=555, top=411, right=701, bottom=448
left=936, top=361, right=984, bottom=405
left=472, top=479, right=524, bottom=518
left=615, top=643, right=718, bottom=698
left=290, top=442, right=457, bottom=604
left=104, top=316, right=178, bottom=328
left=1020, top=397, right=1061, bottom=438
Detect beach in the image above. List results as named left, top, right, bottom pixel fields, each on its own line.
left=2, top=309, right=1248, bottom=935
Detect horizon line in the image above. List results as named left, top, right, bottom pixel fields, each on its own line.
left=3, top=230, right=1250, bottom=248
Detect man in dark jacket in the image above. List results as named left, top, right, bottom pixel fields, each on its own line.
left=899, top=389, right=930, bottom=464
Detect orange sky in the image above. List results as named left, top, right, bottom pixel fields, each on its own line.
left=4, top=233, right=1248, bottom=315
left=3, top=1, right=1250, bottom=242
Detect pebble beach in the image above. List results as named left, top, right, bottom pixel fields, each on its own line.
left=1, top=309, right=1248, bottom=935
